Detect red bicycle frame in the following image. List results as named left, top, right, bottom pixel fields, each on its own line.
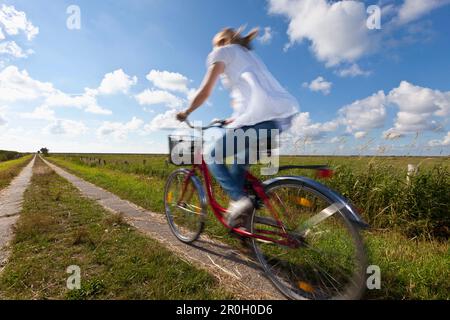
left=180, top=158, right=298, bottom=247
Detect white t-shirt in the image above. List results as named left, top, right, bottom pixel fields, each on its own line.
left=207, top=44, right=299, bottom=128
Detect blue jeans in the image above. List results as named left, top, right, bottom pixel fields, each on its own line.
left=207, top=120, right=280, bottom=201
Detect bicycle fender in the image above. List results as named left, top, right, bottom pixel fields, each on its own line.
left=263, top=176, right=369, bottom=229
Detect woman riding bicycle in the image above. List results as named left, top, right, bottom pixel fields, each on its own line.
left=176, top=27, right=299, bottom=229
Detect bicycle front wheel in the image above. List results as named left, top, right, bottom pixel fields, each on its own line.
left=251, top=179, right=367, bottom=300
left=164, top=169, right=206, bottom=243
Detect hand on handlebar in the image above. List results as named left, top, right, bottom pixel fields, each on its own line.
left=176, top=110, right=190, bottom=122
left=175, top=113, right=230, bottom=130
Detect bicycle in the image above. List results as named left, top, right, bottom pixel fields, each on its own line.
left=164, top=119, right=369, bottom=300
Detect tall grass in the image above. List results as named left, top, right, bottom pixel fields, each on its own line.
left=0, top=150, right=24, bottom=162
left=326, top=163, right=449, bottom=240
left=56, top=154, right=449, bottom=240
left=0, top=155, right=33, bottom=190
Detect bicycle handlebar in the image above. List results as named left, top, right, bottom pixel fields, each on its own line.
left=184, top=119, right=227, bottom=130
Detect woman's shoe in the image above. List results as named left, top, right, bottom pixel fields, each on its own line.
left=226, top=197, right=254, bottom=228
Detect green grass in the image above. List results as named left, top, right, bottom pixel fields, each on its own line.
left=365, top=232, right=449, bottom=299
left=0, top=150, right=26, bottom=162
left=48, top=155, right=450, bottom=299
left=53, top=154, right=450, bottom=239
left=0, top=157, right=233, bottom=300
left=0, top=155, right=33, bottom=191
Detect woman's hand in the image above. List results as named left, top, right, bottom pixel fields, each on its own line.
left=176, top=110, right=190, bottom=122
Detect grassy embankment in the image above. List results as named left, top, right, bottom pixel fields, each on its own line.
left=0, top=157, right=233, bottom=300
left=0, top=155, right=33, bottom=191
left=0, top=150, right=25, bottom=162
left=47, top=155, right=449, bottom=299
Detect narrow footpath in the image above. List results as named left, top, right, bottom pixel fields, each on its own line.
left=41, top=157, right=283, bottom=300
left=0, top=156, right=36, bottom=271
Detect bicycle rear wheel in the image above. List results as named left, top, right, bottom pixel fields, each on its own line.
left=164, top=169, right=206, bottom=243
left=251, top=179, right=367, bottom=300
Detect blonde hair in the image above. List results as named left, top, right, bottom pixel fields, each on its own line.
left=213, top=27, right=259, bottom=50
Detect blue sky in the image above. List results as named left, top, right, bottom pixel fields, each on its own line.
left=0, top=0, right=449, bottom=155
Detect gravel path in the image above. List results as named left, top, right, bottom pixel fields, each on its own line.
left=41, top=156, right=284, bottom=300
left=0, top=156, right=36, bottom=271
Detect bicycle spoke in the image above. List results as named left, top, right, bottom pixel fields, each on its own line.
left=165, top=170, right=204, bottom=243
left=302, top=242, right=358, bottom=288
left=296, top=203, right=345, bottom=236
left=252, top=182, right=366, bottom=300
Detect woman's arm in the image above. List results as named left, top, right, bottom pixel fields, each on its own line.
left=176, top=62, right=225, bottom=121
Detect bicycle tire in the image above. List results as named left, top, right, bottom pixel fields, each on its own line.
left=251, top=178, right=367, bottom=300
left=164, top=169, right=206, bottom=243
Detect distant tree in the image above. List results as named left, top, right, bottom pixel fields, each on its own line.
left=40, top=147, right=49, bottom=156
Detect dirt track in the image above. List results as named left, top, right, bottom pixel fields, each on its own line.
left=40, top=156, right=284, bottom=300
left=0, top=156, right=35, bottom=271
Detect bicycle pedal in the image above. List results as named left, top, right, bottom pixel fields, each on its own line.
left=228, top=230, right=252, bottom=252
left=248, top=195, right=262, bottom=210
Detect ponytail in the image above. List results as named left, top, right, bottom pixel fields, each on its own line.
left=213, top=27, right=259, bottom=50
left=233, top=28, right=259, bottom=50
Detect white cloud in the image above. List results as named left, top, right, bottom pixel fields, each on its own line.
left=388, top=81, right=450, bottom=116
left=44, top=89, right=112, bottom=115
left=146, top=70, right=190, bottom=94
left=44, top=119, right=87, bottom=136
left=303, top=76, right=332, bottom=95
left=0, top=4, right=39, bottom=40
left=269, top=0, right=450, bottom=68
left=329, top=136, right=342, bottom=144
left=97, top=117, right=144, bottom=140
left=144, top=109, right=187, bottom=132
left=97, top=69, right=137, bottom=95
left=383, top=129, right=404, bottom=140
left=21, top=105, right=55, bottom=120
left=335, top=64, right=372, bottom=78
left=0, top=40, right=30, bottom=58
left=354, top=131, right=368, bottom=139
left=336, top=81, right=450, bottom=139
left=396, top=0, right=450, bottom=25
left=136, top=89, right=183, bottom=108
left=428, top=132, right=450, bottom=147
left=338, top=90, right=387, bottom=134
left=258, top=27, right=273, bottom=45
left=0, top=65, right=56, bottom=102
left=269, top=0, right=377, bottom=66
left=0, top=66, right=112, bottom=115
left=288, top=112, right=339, bottom=142
left=386, top=81, right=449, bottom=134
left=84, top=104, right=112, bottom=115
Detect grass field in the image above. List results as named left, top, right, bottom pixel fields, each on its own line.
left=53, top=153, right=449, bottom=239
left=0, top=150, right=26, bottom=163
left=0, top=157, right=233, bottom=300
left=47, top=154, right=450, bottom=300
left=0, top=155, right=33, bottom=191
